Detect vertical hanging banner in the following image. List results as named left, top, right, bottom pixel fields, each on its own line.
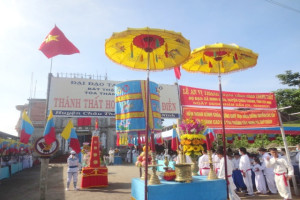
left=115, top=80, right=162, bottom=134
left=180, top=85, right=277, bottom=108
left=183, top=107, right=279, bottom=128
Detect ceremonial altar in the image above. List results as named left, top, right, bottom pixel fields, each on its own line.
left=81, top=135, right=108, bottom=188
left=131, top=176, right=226, bottom=200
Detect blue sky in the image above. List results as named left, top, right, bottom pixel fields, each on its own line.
left=1, top=0, right=299, bottom=136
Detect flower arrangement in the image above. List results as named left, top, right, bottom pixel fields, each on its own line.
left=179, top=118, right=206, bottom=158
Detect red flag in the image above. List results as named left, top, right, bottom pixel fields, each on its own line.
left=43, top=110, right=56, bottom=145
left=205, top=134, right=211, bottom=150
left=174, top=66, right=181, bottom=80
left=39, top=25, right=80, bottom=59
left=77, top=118, right=91, bottom=126
left=69, top=128, right=81, bottom=154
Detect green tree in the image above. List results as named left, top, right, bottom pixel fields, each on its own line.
left=276, top=70, right=300, bottom=88
left=274, top=70, right=300, bottom=114
left=274, top=88, right=300, bottom=114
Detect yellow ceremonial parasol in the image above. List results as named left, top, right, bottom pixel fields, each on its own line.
left=105, top=27, right=190, bottom=199
left=182, top=43, right=258, bottom=74
left=182, top=43, right=258, bottom=195
left=105, top=27, right=190, bottom=71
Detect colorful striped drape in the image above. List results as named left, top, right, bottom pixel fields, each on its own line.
left=115, top=80, right=162, bottom=146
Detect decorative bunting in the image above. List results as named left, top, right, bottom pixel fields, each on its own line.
left=268, top=134, right=276, bottom=141
left=237, top=134, right=242, bottom=140
left=247, top=134, right=255, bottom=143
left=233, top=56, right=236, bottom=63
left=209, top=61, right=213, bottom=68
left=226, top=134, right=234, bottom=144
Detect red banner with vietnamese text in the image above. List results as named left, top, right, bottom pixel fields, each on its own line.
left=180, top=86, right=277, bottom=109
left=183, top=107, right=279, bottom=128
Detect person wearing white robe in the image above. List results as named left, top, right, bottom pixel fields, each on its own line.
left=239, top=147, right=254, bottom=196
left=213, top=151, right=220, bottom=176
left=295, top=144, right=300, bottom=173
left=126, top=148, right=131, bottom=163
left=108, top=147, right=115, bottom=165
left=252, top=157, right=267, bottom=194
left=198, top=150, right=210, bottom=176
left=258, top=147, right=277, bottom=194
left=266, top=148, right=294, bottom=200
left=216, top=149, right=241, bottom=200
left=66, top=151, right=79, bottom=191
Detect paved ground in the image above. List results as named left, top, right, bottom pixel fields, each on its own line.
left=0, top=164, right=299, bottom=200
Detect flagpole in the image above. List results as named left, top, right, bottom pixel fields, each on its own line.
left=50, top=58, right=53, bottom=73
left=40, top=59, right=53, bottom=200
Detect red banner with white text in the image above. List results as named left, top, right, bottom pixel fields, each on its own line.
left=180, top=86, right=277, bottom=109
left=183, top=107, right=279, bottom=128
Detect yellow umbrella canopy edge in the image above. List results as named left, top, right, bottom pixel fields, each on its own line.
left=105, top=27, right=191, bottom=71
left=182, top=43, right=258, bottom=75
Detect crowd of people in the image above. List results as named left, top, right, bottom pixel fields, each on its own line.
left=64, top=142, right=300, bottom=199
left=196, top=145, right=300, bottom=200
left=0, top=153, right=33, bottom=177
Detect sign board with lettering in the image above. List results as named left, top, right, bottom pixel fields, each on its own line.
left=183, top=107, right=279, bottom=128
left=180, top=85, right=277, bottom=109
left=48, top=77, right=180, bottom=118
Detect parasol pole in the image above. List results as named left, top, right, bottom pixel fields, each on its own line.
left=277, top=108, right=299, bottom=196
left=175, top=75, right=184, bottom=162
left=218, top=62, right=229, bottom=198
left=144, top=52, right=150, bottom=200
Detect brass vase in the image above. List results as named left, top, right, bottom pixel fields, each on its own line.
left=191, top=157, right=199, bottom=176
left=140, top=167, right=150, bottom=180
left=175, top=163, right=192, bottom=183
left=148, top=152, right=161, bottom=185
left=163, top=156, right=169, bottom=171
left=207, top=150, right=218, bottom=180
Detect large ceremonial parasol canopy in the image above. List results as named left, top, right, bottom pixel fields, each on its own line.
left=182, top=42, right=258, bottom=194
left=182, top=43, right=258, bottom=74
left=105, top=27, right=190, bottom=200
left=105, top=27, right=190, bottom=71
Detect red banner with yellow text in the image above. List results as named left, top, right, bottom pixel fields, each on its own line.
left=183, top=107, right=279, bottom=128
left=180, top=86, right=277, bottom=109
